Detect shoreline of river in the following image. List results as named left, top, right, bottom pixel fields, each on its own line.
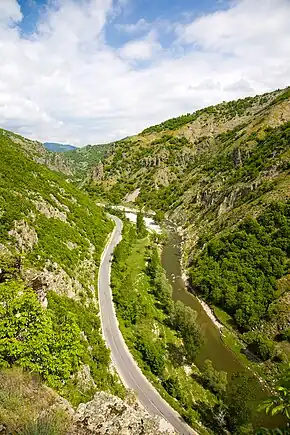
left=174, top=224, right=224, bottom=332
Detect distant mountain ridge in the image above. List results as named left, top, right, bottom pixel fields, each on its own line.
left=44, top=142, right=77, bottom=152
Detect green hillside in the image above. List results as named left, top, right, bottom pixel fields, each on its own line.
left=0, top=129, right=122, bottom=405
left=64, top=142, right=112, bottom=180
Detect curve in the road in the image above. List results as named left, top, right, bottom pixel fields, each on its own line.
left=98, top=214, right=196, bottom=435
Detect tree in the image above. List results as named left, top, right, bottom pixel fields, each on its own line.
left=136, top=212, right=147, bottom=238
left=135, top=330, right=165, bottom=376
left=202, top=359, right=228, bottom=397
left=0, top=280, right=82, bottom=388
left=170, top=301, right=202, bottom=363
left=225, top=372, right=257, bottom=432
left=244, top=332, right=276, bottom=361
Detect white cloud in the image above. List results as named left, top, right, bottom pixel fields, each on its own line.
left=0, top=0, right=22, bottom=23
left=119, top=32, right=162, bottom=60
left=0, top=0, right=289, bottom=145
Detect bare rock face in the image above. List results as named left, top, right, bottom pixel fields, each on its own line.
left=75, top=364, right=96, bottom=393
left=33, top=198, right=67, bottom=221
left=124, top=188, right=140, bottom=203
left=73, top=392, right=176, bottom=435
left=23, top=262, right=83, bottom=308
left=92, top=162, right=104, bottom=181
left=8, top=220, right=38, bottom=252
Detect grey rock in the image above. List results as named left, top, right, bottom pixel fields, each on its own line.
left=73, top=391, right=176, bottom=434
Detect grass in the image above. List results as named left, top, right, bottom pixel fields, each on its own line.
left=0, top=368, right=71, bottom=435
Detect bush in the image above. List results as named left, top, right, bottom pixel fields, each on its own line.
left=0, top=280, right=81, bottom=388
left=170, top=301, right=202, bottom=363
left=201, top=359, right=228, bottom=397
left=244, top=332, right=276, bottom=361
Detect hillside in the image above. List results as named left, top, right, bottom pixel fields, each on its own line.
left=0, top=129, right=180, bottom=434
left=0, top=129, right=122, bottom=404
left=64, top=143, right=112, bottom=180
left=86, top=87, right=290, bottom=376
left=0, top=129, right=73, bottom=176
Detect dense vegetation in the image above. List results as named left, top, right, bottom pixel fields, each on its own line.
left=0, top=131, right=122, bottom=404
left=191, top=201, right=289, bottom=331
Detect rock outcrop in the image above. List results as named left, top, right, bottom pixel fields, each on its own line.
left=91, top=162, right=104, bottom=181
left=72, top=392, right=176, bottom=434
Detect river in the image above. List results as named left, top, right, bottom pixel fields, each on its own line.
left=161, top=225, right=284, bottom=430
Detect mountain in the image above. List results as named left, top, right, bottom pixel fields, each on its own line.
left=86, top=87, right=290, bottom=372
left=44, top=142, right=77, bottom=152
left=1, top=129, right=73, bottom=175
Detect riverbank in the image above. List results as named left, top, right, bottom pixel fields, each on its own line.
left=181, top=270, right=224, bottom=332
left=161, top=226, right=285, bottom=430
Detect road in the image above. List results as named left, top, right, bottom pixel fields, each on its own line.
left=98, top=214, right=196, bottom=435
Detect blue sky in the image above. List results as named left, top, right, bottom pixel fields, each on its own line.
left=0, top=0, right=290, bottom=145
left=18, top=0, right=228, bottom=44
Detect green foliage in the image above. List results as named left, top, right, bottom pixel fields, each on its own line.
left=147, top=247, right=173, bottom=314
left=0, top=280, right=81, bottom=389
left=279, top=329, right=290, bottom=342
left=65, top=143, right=111, bottom=178
left=136, top=212, right=147, bottom=238
left=47, top=292, right=116, bottom=400
left=225, top=372, right=257, bottom=432
left=0, top=129, right=118, bottom=403
left=135, top=328, right=165, bottom=376
left=244, top=332, right=276, bottom=361
left=191, top=201, right=290, bottom=332
left=259, top=365, right=290, bottom=420
left=170, top=301, right=202, bottom=363
left=201, top=359, right=228, bottom=397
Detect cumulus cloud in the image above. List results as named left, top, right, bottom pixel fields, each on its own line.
left=119, top=32, right=162, bottom=60
left=0, top=0, right=289, bottom=145
left=0, top=0, right=22, bottom=23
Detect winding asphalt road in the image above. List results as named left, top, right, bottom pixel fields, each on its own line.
left=98, top=214, right=196, bottom=435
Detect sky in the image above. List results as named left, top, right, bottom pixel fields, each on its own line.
left=0, top=0, right=290, bottom=146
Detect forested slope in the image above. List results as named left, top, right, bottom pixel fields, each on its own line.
left=0, top=129, right=122, bottom=405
